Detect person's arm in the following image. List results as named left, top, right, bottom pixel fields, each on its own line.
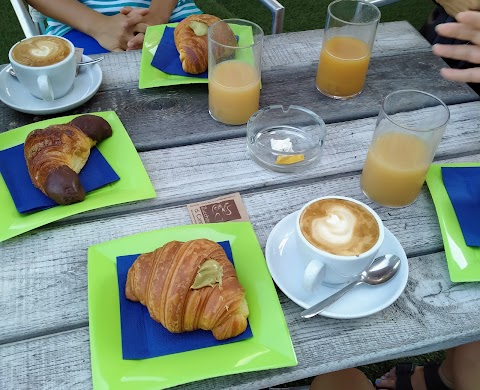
left=27, top=0, right=147, bottom=51
left=432, top=11, right=480, bottom=83
left=436, top=0, right=480, bottom=17
left=28, top=0, right=104, bottom=35
left=145, top=0, right=178, bottom=25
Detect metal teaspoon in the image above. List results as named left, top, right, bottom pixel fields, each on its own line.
left=300, top=254, right=401, bottom=318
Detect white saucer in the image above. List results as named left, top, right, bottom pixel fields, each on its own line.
left=0, top=55, right=102, bottom=115
left=265, top=211, right=409, bottom=319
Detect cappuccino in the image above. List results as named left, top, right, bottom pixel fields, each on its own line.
left=11, top=36, right=72, bottom=67
left=299, top=198, right=379, bottom=256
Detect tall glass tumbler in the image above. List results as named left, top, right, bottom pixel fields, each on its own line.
left=316, top=0, right=380, bottom=99
left=208, top=19, right=263, bottom=125
left=361, top=90, right=450, bottom=207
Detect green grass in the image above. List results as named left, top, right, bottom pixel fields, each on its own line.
left=1, top=0, right=442, bottom=386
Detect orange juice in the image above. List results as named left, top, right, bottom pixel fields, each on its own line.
left=361, top=132, right=432, bottom=207
left=209, top=60, right=261, bottom=125
left=316, top=36, right=371, bottom=98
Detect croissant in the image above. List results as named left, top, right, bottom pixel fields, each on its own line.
left=125, top=239, right=249, bottom=340
left=24, top=114, right=112, bottom=205
left=174, top=14, right=236, bottom=74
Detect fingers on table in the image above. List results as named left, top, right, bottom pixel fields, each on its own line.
left=435, top=12, right=480, bottom=45
left=433, top=42, right=480, bottom=63
left=440, top=67, right=480, bottom=83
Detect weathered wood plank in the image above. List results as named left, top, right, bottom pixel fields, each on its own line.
left=0, top=101, right=478, bottom=344
left=1, top=249, right=479, bottom=390
left=91, top=21, right=432, bottom=89
left=1, top=20, right=476, bottom=145
left=11, top=21, right=422, bottom=92
left=38, top=101, right=480, bottom=225
left=260, top=21, right=432, bottom=72
left=1, top=147, right=479, bottom=344
left=1, top=52, right=477, bottom=149
left=0, top=22, right=428, bottom=90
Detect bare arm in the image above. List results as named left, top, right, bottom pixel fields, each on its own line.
left=27, top=0, right=105, bottom=37
left=27, top=0, right=148, bottom=51
left=432, top=11, right=480, bottom=83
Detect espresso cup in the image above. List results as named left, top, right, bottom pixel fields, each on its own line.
left=8, top=36, right=76, bottom=102
left=296, top=196, right=385, bottom=290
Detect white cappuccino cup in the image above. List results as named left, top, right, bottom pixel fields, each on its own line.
left=8, top=36, right=76, bottom=102
left=296, top=196, right=385, bottom=290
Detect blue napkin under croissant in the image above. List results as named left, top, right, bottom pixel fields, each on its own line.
left=116, top=240, right=253, bottom=360
left=151, top=26, right=208, bottom=78
left=442, top=166, right=480, bottom=247
left=0, top=144, right=119, bottom=214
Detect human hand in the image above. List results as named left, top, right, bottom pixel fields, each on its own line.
left=436, top=0, right=480, bottom=17
left=432, top=11, right=480, bottom=83
left=120, top=6, right=150, bottom=27
left=92, top=13, right=145, bottom=51
left=120, top=6, right=150, bottom=50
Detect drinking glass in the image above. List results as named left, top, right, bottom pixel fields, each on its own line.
left=360, top=89, right=450, bottom=207
left=316, top=0, right=380, bottom=99
left=208, top=19, right=263, bottom=125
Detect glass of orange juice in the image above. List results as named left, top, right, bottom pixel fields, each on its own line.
left=361, top=90, right=450, bottom=207
left=316, top=0, right=380, bottom=99
left=208, top=19, right=263, bottom=125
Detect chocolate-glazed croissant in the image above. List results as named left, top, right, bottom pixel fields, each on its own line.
left=24, top=114, right=112, bottom=205
left=174, top=14, right=236, bottom=74
left=126, top=239, right=249, bottom=340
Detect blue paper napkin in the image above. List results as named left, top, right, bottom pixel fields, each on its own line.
left=116, top=240, right=253, bottom=360
left=0, top=144, right=120, bottom=214
left=151, top=26, right=208, bottom=78
left=442, top=166, right=480, bottom=247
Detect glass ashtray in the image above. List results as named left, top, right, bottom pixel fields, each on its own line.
left=247, top=105, right=327, bottom=173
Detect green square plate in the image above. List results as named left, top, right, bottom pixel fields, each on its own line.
left=0, top=111, right=156, bottom=242
left=426, top=163, right=480, bottom=282
left=139, top=23, right=254, bottom=89
left=88, top=221, right=297, bottom=390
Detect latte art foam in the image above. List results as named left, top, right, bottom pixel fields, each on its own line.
left=300, top=198, right=380, bottom=256
left=312, top=205, right=355, bottom=246
left=11, top=36, right=71, bottom=67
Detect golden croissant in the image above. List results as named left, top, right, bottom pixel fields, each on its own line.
left=125, top=239, right=249, bottom=340
left=24, top=114, right=112, bottom=205
left=174, top=14, right=236, bottom=74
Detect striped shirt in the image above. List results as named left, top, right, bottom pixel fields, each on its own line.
left=45, top=0, right=202, bottom=37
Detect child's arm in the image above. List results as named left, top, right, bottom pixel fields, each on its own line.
left=28, top=0, right=148, bottom=51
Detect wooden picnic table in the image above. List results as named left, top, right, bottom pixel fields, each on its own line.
left=1, top=21, right=480, bottom=390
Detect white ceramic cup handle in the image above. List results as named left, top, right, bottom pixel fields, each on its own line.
left=303, top=259, right=325, bottom=291
left=37, top=75, right=54, bottom=102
